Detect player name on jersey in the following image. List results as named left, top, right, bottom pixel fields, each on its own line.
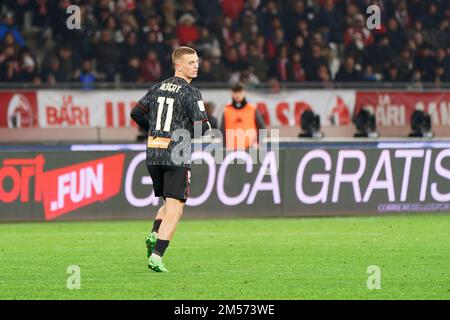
left=159, top=83, right=181, bottom=93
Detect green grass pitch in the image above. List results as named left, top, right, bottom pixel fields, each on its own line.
left=0, top=214, right=449, bottom=300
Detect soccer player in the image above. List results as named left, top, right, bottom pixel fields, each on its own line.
left=130, top=47, right=210, bottom=272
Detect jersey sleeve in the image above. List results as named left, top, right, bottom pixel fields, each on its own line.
left=185, top=88, right=208, bottom=122
left=137, top=86, right=156, bottom=110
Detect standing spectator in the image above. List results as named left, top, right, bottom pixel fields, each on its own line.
left=221, top=83, right=266, bottom=150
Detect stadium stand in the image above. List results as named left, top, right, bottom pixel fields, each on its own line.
left=0, top=0, right=449, bottom=86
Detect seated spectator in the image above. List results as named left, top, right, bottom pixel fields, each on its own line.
left=41, top=56, right=66, bottom=84
left=18, top=51, right=40, bottom=83
left=176, top=14, right=199, bottom=46
left=121, top=56, right=140, bottom=82
left=140, top=50, right=162, bottom=82
left=288, top=52, right=306, bottom=82
left=0, top=12, right=25, bottom=48
left=362, top=65, right=378, bottom=82
left=94, top=29, right=121, bottom=81
left=75, top=59, right=98, bottom=90
left=335, top=56, right=361, bottom=82
left=196, top=59, right=215, bottom=82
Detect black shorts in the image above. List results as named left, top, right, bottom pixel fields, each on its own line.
left=146, top=165, right=191, bottom=202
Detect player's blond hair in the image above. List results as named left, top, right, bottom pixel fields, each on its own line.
left=172, top=46, right=197, bottom=66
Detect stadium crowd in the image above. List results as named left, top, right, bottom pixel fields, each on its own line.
left=0, top=0, right=450, bottom=86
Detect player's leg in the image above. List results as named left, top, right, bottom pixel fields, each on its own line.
left=148, top=198, right=184, bottom=272
left=145, top=165, right=165, bottom=258
left=148, top=166, right=190, bottom=272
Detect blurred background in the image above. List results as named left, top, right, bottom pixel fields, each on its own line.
left=0, top=0, right=449, bottom=142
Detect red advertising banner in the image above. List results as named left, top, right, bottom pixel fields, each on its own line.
left=355, top=92, right=450, bottom=126
left=0, top=91, right=38, bottom=128
left=41, top=154, right=125, bottom=220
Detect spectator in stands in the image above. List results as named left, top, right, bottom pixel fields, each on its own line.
left=316, top=0, right=344, bottom=44
left=1, top=0, right=449, bottom=86
left=317, top=64, right=333, bottom=87
left=248, top=45, right=269, bottom=82
left=305, top=45, right=328, bottom=81
left=139, top=50, right=162, bottom=82
left=0, top=56, right=20, bottom=82
left=288, top=52, right=306, bottom=82
left=76, top=58, right=98, bottom=90
left=393, top=49, right=414, bottom=81
left=274, top=45, right=290, bottom=82
left=202, top=102, right=218, bottom=133
left=362, top=65, right=378, bottom=82
left=209, top=50, right=228, bottom=82
left=121, top=56, right=140, bottom=82
left=121, top=32, right=141, bottom=66
left=335, top=56, right=361, bottom=82
left=0, top=12, right=25, bottom=48
left=196, top=58, right=215, bottom=82
left=229, top=64, right=260, bottom=85
left=142, top=31, right=165, bottom=60
left=175, top=13, right=199, bottom=46
left=195, top=27, right=220, bottom=58
left=41, top=56, right=66, bottom=84
left=384, top=64, right=402, bottom=82
left=196, top=0, right=222, bottom=30
left=57, top=45, right=76, bottom=82
left=221, top=0, right=244, bottom=21
left=94, top=29, right=121, bottom=81
left=18, top=50, right=39, bottom=83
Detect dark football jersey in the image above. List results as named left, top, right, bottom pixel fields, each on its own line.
left=136, top=77, right=208, bottom=167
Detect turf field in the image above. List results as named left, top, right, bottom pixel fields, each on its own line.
left=0, top=214, right=449, bottom=300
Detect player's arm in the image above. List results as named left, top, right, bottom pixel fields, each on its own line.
left=130, top=92, right=151, bottom=132
left=130, top=102, right=150, bottom=132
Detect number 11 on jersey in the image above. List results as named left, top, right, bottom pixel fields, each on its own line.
left=156, top=96, right=174, bottom=132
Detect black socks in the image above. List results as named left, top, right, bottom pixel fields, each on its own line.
left=152, top=219, right=162, bottom=233
left=153, top=239, right=170, bottom=257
